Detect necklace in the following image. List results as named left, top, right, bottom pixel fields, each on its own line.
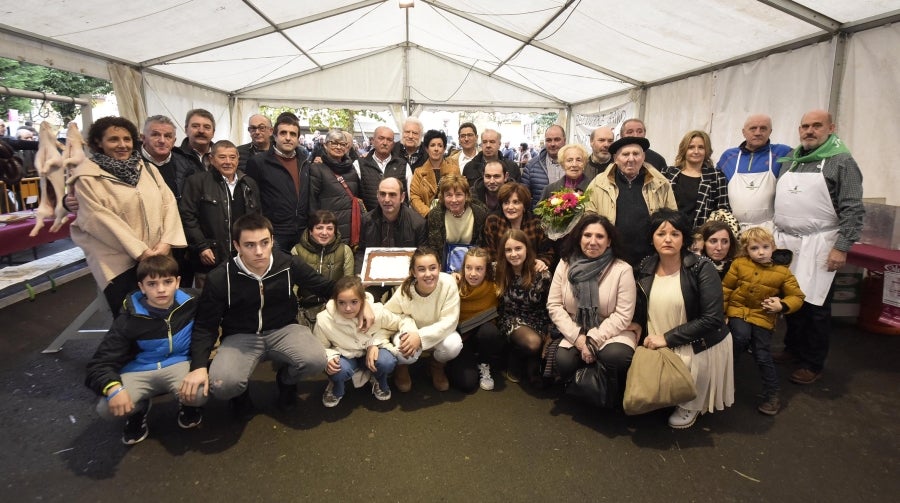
left=450, top=206, right=466, bottom=218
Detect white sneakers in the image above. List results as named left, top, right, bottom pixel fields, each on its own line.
left=322, top=381, right=342, bottom=408
left=668, top=406, right=700, bottom=429
left=478, top=363, right=495, bottom=391
left=370, top=377, right=392, bottom=401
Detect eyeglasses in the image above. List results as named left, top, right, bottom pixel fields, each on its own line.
left=327, top=141, right=349, bottom=148
left=247, top=125, right=270, bottom=132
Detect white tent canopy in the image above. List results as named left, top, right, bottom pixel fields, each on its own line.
left=2, top=0, right=899, bottom=202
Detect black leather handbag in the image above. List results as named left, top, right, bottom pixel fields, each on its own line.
left=565, top=343, right=610, bottom=408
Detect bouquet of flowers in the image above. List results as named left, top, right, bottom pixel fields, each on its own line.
left=533, top=188, right=590, bottom=240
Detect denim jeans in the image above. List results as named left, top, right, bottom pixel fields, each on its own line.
left=329, top=349, right=397, bottom=397
left=729, top=317, right=779, bottom=397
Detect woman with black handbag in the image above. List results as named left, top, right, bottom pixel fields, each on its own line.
left=547, top=213, right=637, bottom=408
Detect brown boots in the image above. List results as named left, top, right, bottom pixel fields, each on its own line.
left=430, top=359, right=449, bottom=392
left=394, top=360, right=450, bottom=392
left=394, top=364, right=412, bottom=392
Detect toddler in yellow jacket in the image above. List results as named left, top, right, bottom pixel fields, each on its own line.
left=723, top=227, right=804, bottom=416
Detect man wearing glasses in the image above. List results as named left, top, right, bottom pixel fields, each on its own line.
left=449, top=122, right=479, bottom=175
left=238, top=114, right=273, bottom=172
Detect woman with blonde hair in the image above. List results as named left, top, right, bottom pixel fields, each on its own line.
left=662, top=130, right=731, bottom=229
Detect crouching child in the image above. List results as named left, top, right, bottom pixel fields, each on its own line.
left=85, top=255, right=207, bottom=445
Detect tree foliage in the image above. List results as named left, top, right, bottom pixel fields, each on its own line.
left=259, top=106, right=385, bottom=134
left=533, top=112, right=559, bottom=130
left=0, top=58, right=112, bottom=124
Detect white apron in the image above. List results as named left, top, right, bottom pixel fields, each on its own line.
left=728, top=150, right=776, bottom=232
left=773, top=160, right=838, bottom=306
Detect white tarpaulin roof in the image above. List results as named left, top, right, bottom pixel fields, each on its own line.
left=2, top=1, right=900, bottom=203
left=1, top=0, right=897, bottom=107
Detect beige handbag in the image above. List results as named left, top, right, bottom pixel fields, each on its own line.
left=623, top=346, right=697, bottom=415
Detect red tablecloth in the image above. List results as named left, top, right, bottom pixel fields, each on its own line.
left=847, top=243, right=900, bottom=272
left=0, top=216, right=74, bottom=257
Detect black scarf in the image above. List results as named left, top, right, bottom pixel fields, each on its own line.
left=321, top=153, right=354, bottom=174
left=93, top=150, right=141, bottom=186
left=567, top=248, right=614, bottom=330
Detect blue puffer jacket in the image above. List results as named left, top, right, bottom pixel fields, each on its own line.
left=85, top=289, right=197, bottom=396
left=520, top=148, right=550, bottom=209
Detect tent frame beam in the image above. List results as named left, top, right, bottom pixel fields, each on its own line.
left=756, top=0, right=841, bottom=32
left=139, top=0, right=384, bottom=68
left=424, top=0, right=642, bottom=87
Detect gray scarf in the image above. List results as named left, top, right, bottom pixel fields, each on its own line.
left=567, top=248, right=613, bottom=330
left=93, top=150, right=142, bottom=186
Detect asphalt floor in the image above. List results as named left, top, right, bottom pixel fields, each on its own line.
left=1, top=272, right=898, bottom=502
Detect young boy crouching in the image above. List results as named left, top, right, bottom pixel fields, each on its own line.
left=85, top=255, right=207, bottom=445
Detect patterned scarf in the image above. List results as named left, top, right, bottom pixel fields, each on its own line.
left=567, top=248, right=613, bottom=330
left=93, top=150, right=142, bottom=186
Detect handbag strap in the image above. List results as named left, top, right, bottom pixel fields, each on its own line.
left=332, top=172, right=361, bottom=246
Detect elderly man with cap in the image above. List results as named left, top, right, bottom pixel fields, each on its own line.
left=715, top=114, right=792, bottom=231
left=584, top=136, right=676, bottom=266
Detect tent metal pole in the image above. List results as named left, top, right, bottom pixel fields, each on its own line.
left=828, top=33, right=849, bottom=124
left=0, top=87, right=91, bottom=106
left=403, top=7, right=411, bottom=115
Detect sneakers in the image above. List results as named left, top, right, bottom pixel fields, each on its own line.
left=177, top=405, right=203, bottom=429
left=371, top=377, right=392, bottom=401
left=230, top=388, right=255, bottom=421
left=322, top=381, right=342, bottom=407
left=276, top=368, right=299, bottom=411
left=394, top=364, right=412, bottom=393
left=122, top=401, right=151, bottom=445
left=758, top=396, right=781, bottom=416
left=790, top=368, right=822, bottom=385
left=478, top=363, right=495, bottom=391
left=668, top=406, right=700, bottom=429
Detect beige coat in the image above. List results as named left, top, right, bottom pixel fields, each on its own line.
left=547, top=259, right=638, bottom=351
left=584, top=163, right=676, bottom=223
left=409, top=159, right=460, bottom=217
left=69, top=157, right=186, bottom=289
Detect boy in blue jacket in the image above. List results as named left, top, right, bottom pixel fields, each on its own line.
left=85, top=254, right=207, bottom=445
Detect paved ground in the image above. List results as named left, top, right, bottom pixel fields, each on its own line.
left=1, top=273, right=898, bottom=502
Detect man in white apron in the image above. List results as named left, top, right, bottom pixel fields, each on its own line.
left=716, top=114, right=792, bottom=232
left=773, top=109, right=865, bottom=385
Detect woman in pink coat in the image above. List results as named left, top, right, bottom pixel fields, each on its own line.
left=547, top=212, right=637, bottom=407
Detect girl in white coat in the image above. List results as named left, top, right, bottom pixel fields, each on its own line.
left=314, top=276, right=401, bottom=407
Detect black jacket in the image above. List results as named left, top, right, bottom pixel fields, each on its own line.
left=635, top=252, right=728, bottom=354
left=308, top=159, right=361, bottom=245
left=85, top=289, right=198, bottom=395
left=179, top=170, right=261, bottom=272
left=393, top=142, right=426, bottom=170
left=140, top=146, right=201, bottom=200
left=461, top=152, right=521, bottom=189
left=177, top=138, right=209, bottom=173
left=244, top=147, right=310, bottom=237
left=237, top=142, right=268, bottom=173
left=356, top=205, right=427, bottom=273
left=357, top=154, right=409, bottom=214
left=191, top=250, right=334, bottom=368
left=426, top=201, right=489, bottom=267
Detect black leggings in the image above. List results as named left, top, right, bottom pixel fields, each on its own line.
left=557, top=342, right=634, bottom=407
left=446, top=322, right=505, bottom=393
left=103, top=266, right=138, bottom=317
